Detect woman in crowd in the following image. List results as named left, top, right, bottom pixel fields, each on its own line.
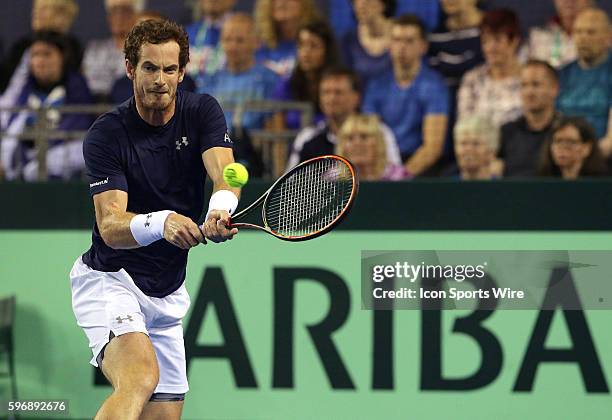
left=0, top=31, right=94, bottom=181
left=539, top=116, right=608, bottom=179
left=336, top=113, right=410, bottom=181
left=453, top=114, right=499, bottom=180
left=272, top=20, right=339, bottom=129
left=340, top=0, right=395, bottom=90
left=457, top=9, right=523, bottom=131
left=254, top=0, right=321, bottom=77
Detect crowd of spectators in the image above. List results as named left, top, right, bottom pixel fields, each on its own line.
left=0, top=0, right=610, bottom=182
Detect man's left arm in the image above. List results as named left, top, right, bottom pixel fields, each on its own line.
left=405, top=114, right=447, bottom=175
left=201, top=147, right=241, bottom=242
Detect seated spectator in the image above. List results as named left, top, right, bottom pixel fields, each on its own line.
left=557, top=7, right=612, bottom=146
left=457, top=9, right=523, bottom=130
left=524, top=0, right=593, bottom=68
left=272, top=20, right=339, bottom=129
left=499, top=60, right=561, bottom=177
left=453, top=115, right=499, bottom=180
left=330, top=0, right=439, bottom=39
left=0, top=0, right=82, bottom=96
left=539, top=116, right=608, bottom=179
left=110, top=13, right=197, bottom=103
left=185, top=0, right=237, bottom=80
left=363, top=14, right=449, bottom=176
left=428, top=0, right=484, bottom=92
left=198, top=14, right=279, bottom=131
left=82, top=0, right=141, bottom=102
left=287, top=66, right=401, bottom=169
left=428, top=0, right=484, bottom=160
left=340, top=0, right=394, bottom=90
left=336, top=114, right=409, bottom=180
left=0, top=31, right=94, bottom=181
left=255, top=0, right=321, bottom=77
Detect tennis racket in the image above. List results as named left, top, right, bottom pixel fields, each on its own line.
left=229, top=155, right=358, bottom=241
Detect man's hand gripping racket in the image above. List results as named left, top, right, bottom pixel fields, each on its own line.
left=228, top=155, right=358, bottom=241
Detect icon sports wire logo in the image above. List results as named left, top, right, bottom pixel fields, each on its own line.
left=89, top=177, right=109, bottom=188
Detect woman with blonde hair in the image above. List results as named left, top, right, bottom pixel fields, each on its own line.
left=254, top=0, right=321, bottom=77
left=337, top=114, right=410, bottom=180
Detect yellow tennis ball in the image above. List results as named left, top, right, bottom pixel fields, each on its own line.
left=223, top=162, right=249, bottom=188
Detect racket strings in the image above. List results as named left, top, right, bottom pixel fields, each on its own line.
left=265, top=158, right=354, bottom=238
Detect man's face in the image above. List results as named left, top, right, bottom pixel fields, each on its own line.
left=106, top=0, right=137, bottom=38
left=455, top=133, right=493, bottom=172
left=127, top=41, right=185, bottom=111
left=481, top=31, right=519, bottom=67
left=200, top=0, right=236, bottom=19
left=30, top=41, right=63, bottom=85
left=319, top=76, right=360, bottom=120
left=221, top=19, right=257, bottom=68
left=573, top=10, right=610, bottom=64
left=520, top=65, right=559, bottom=113
left=389, top=25, right=426, bottom=68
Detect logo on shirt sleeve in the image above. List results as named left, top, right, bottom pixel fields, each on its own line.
left=89, top=177, right=109, bottom=189
left=224, top=132, right=232, bottom=143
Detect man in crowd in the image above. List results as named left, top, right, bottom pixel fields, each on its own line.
left=557, top=7, right=612, bottom=149
left=363, top=14, right=449, bottom=176
left=287, top=66, right=401, bottom=169
left=499, top=60, right=560, bottom=177
left=186, top=0, right=236, bottom=80
left=82, top=0, right=141, bottom=101
left=198, top=13, right=278, bottom=132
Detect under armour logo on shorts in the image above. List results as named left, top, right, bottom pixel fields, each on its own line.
left=115, top=315, right=134, bottom=324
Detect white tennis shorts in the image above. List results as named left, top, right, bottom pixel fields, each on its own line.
left=70, top=256, right=190, bottom=394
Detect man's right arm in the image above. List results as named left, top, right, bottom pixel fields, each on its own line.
left=94, top=189, right=204, bottom=250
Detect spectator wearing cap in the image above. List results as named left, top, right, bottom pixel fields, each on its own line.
left=287, top=66, right=401, bottom=170
left=557, top=7, right=612, bottom=149
left=340, top=0, right=394, bottom=90
left=0, top=31, right=94, bottom=181
left=499, top=60, right=561, bottom=177
left=453, top=115, right=499, bottom=180
left=524, top=0, right=594, bottom=68
left=457, top=9, right=523, bottom=131
left=82, top=0, right=142, bottom=102
left=539, top=116, right=608, bottom=179
left=185, top=0, right=237, bottom=80
left=363, top=14, right=449, bottom=176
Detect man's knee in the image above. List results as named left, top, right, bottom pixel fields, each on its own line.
left=101, top=332, right=159, bottom=397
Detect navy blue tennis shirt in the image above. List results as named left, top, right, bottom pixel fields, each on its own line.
left=82, top=91, right=232, bottom=297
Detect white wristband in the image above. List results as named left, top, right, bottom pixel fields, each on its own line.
left=206, top=190, right=239, bottom=220
left=130, top=210, right=175, bottom=246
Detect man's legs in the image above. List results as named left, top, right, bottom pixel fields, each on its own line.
left=95, top=332, right=159, bottom=420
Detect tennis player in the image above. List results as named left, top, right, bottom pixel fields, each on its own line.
left=70, top=18, right=240, bottom=419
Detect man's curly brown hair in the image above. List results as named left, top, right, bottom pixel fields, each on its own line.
left=124, top=19, right=190, bottom=69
